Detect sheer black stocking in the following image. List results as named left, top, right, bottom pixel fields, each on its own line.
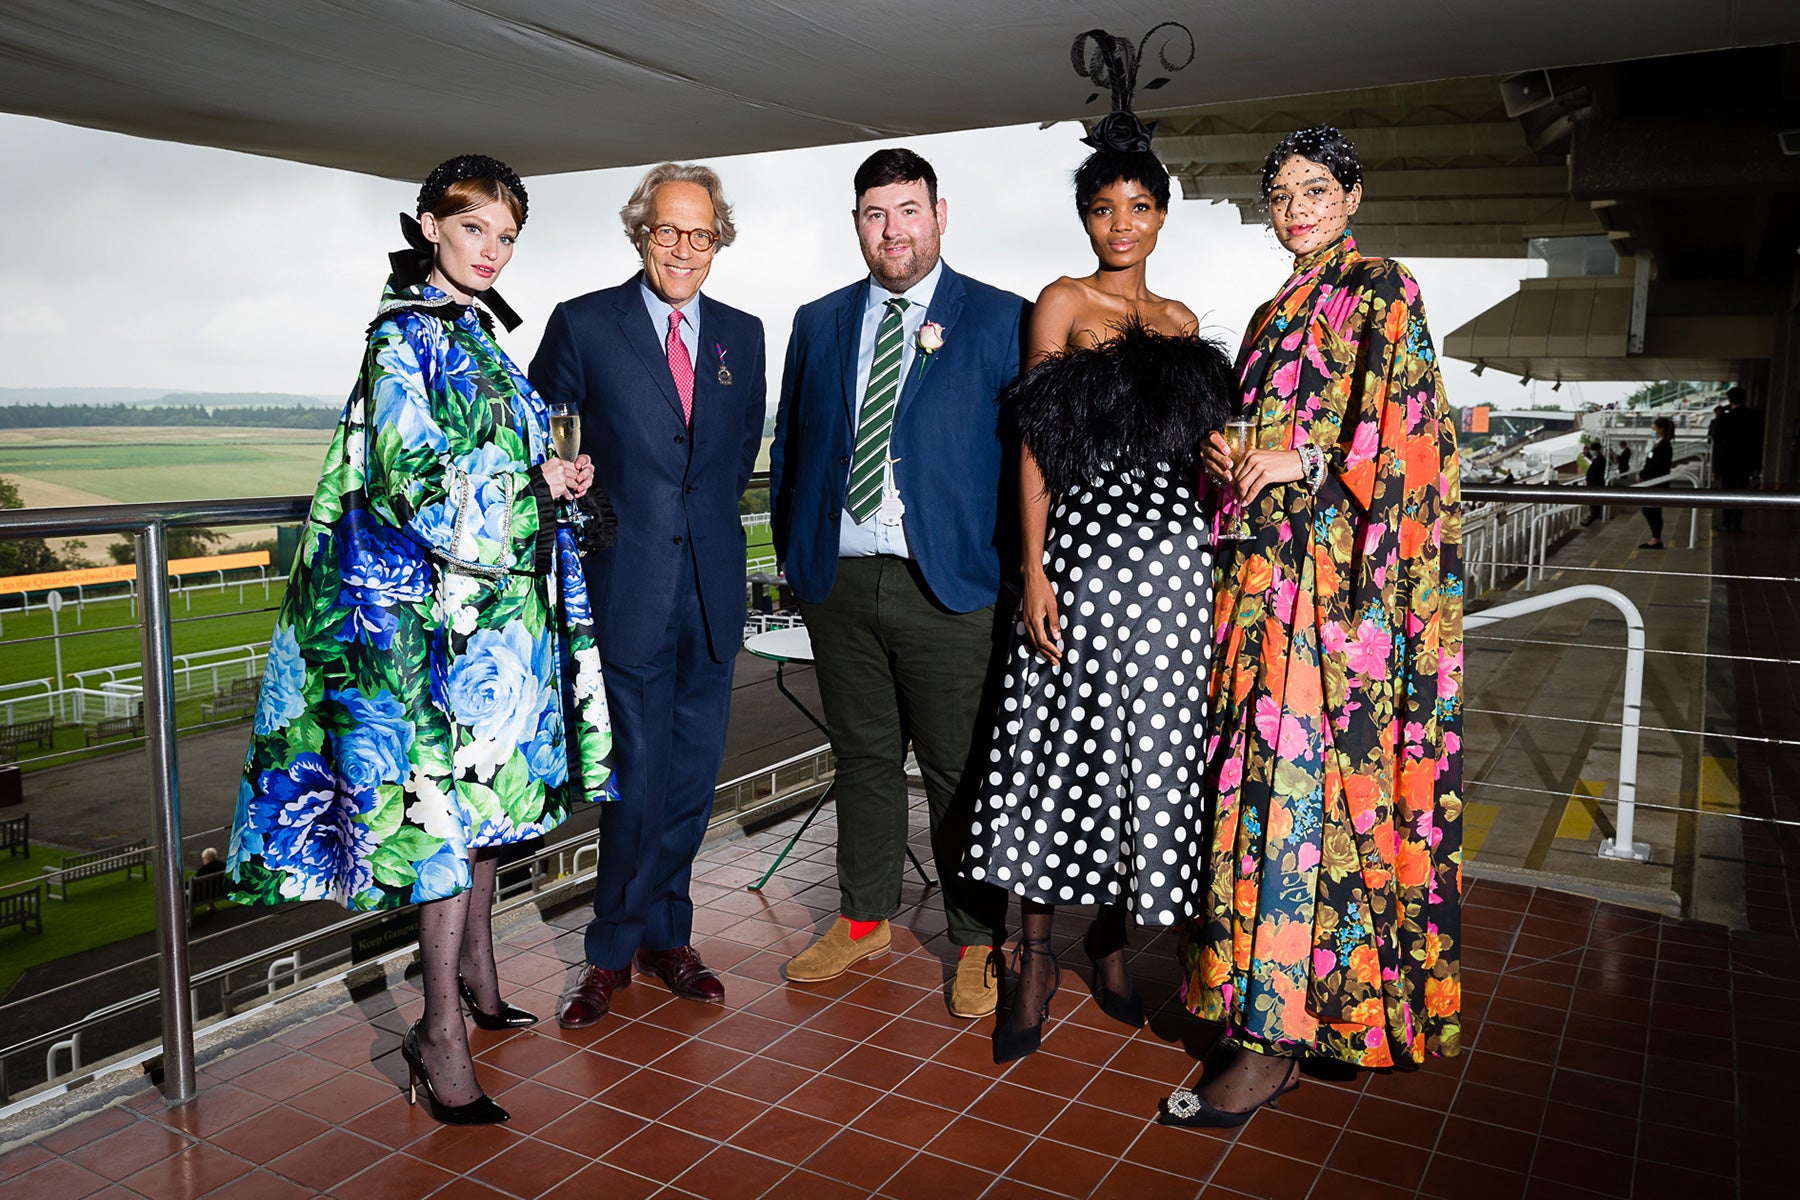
left=1085, top=902, right=1133, bottom=999
left=999, top=900, right=1059, bottom=1039
left=456, top=852, right=502, bottom=1015
left=1198, top=1046, right=1300, bottom=1113
left=415, top=888, right=483, bottom=1107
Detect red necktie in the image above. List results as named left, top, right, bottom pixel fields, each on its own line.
left=667, top=310, right=694, bottom=426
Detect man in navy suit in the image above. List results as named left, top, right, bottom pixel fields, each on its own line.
left=532, top=163, right=766, bottom=1027
left=771, top=148, right=1026, bottom=1018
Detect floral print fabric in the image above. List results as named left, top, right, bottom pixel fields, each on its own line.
left=1179, top=234, right=1464, bottom=1066
left=228, top=279, right=613, bottom=910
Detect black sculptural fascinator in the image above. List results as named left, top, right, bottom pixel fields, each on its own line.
left=390, top=153, right=529, bottom=331
left=1071, top=22, right=1195, bottom=154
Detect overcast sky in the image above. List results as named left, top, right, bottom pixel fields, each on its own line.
left=0, top=112, right=1629, bottom=412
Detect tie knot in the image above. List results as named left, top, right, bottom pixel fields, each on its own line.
left=884, top=297, right=909, bottom=316
left=668, top=310, right=684, bottom=330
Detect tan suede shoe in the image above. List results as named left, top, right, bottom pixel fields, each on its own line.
left=784, top=917, right=891, bottom=983
left=948, top=945, right=1001, bottom=1019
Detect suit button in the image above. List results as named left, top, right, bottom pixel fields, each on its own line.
left=838, top=455, right=849, bottom=465
left=672, top=535, right=683, bottom=545
left=674, top=434, right=686, bottom=445
left=685, top=486, right=694, bottom=494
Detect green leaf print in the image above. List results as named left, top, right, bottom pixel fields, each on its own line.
left=491, top=753, right=536, bottom=825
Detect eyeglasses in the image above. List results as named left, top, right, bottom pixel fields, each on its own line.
left=646, top=224, right=718, bottom=252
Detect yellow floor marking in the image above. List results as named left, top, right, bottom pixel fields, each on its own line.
left=1699, top=755, right=1739, bottom=814
left=1463, top=801, right=1501, bottom=858
left=1555, top=780, right=1604, bottom=841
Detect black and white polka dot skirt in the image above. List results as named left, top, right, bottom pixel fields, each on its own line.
left=965, top=465, right=1213, bottom=926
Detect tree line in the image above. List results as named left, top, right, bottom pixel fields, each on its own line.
left=0, top=403, right=337, bottom=429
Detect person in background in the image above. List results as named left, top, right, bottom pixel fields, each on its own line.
left=1711, top=386, right=1762, bottom=532
left=229, top=155, right=612, bottom=1126
left=1583, top=444, right=1607, bottom=525
left=194, top=847, right=225, bottom=877
left=1638, top=415, right=1675, bottom=548
left=533, top=163, right=767, bottom=1028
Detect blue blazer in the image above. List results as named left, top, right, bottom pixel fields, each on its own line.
left=770, top=262, right=1026, bottom=613
left=531, top=275, right=766, bottom=666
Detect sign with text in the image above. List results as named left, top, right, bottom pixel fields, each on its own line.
left=0, top=550, right=271, bottom=596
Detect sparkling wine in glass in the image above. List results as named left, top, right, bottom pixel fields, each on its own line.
left=548, top=401, right=589, bottom=540
left=1219, top=417, right=1255, bottom=540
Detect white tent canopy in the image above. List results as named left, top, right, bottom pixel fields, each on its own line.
left=4, top=1, right=1796, bottom=179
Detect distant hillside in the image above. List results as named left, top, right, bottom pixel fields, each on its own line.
left=0, top=403, right=338, bottom=429
left=0, top=388, right=336, bottom=408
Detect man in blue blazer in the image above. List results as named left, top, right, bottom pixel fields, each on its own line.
left=771, top=148, right=1026, bottom=1018
left=531, top=163, right=766, bottom=1027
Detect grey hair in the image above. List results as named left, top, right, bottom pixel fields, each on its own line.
left=619, top=162, right=738, bottom=251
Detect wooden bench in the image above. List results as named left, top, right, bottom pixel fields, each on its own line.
left=0, top=884, right=44, bottom=935
left=201, top=677, right=259, bottom=722
left=43, top=839, right=150, bottom=900
left=185, top=870, right=229, bottom=923
left=85, top=711, right=145, bottom=747
left=1, top=813, right=27, bottom=858
left=0, top=717, right=54, bottom=758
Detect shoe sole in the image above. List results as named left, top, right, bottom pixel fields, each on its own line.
left=783, top=942, right=890, bottom=983
left=947, top=996, right=998, bottom=1019
left=635, top=970, right=727, bottom=1003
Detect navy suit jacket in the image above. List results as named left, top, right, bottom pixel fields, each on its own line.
left=769, top=262, right=1026, bottom=612
left=531, top=275, right=766, bottom=666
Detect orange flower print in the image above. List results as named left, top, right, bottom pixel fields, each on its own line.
left=1426, top=974, right=1460, bottom=1017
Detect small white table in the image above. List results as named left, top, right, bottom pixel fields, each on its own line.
left=743, top=626, right=935, bottom=893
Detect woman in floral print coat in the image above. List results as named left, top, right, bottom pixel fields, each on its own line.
left=1164, top=128, right=1463, bottom=1127
left=228, top=156, right=612, bottom=1125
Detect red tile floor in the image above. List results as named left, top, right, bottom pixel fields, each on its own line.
left=1, top=801, right=1792, bottom=1200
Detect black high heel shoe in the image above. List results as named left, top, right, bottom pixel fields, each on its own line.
left=993, top=936, right=1059, bottom=1064
left=400, top=1022, right=510, bottom=1126
left=458, top=975, right=538, bottom=1030
left=1157, top=1058, right=1301, bottom=1129
left=1084, top=924, right=1144, bottom=1030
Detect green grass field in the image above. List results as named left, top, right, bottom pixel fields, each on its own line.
left=0, top=427, right=333, bottom=507
left=0, top=849, right=172, bottom=997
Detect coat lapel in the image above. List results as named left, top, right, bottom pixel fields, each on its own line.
left=612, top=276, right=684, bottom=425
left=837, top=280, right=869, bottom=427
left=894, top=263, right=965, bottom=423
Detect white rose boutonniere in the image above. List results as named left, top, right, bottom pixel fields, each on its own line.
left=917, top=322, right=946, bottom=355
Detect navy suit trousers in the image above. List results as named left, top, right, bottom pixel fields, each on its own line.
left=584, top=560, right=735, bottom=969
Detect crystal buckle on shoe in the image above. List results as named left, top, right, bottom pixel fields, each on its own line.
left=1163, top=1089, right=1202, bottom=1119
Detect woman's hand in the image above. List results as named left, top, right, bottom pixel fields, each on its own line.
left=1200, top=431, right=1235, bottom=482
left=1232, top=448, right=1306, bottom=504
left=540, top=455, right=593, bottom=501
left=1020, top=568, right=1063, bottom=664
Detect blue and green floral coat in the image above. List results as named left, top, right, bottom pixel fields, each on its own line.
left=228, top=279, right=613, bottom=910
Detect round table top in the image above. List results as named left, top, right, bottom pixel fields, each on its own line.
left=744, top=626, right=814, bottom=664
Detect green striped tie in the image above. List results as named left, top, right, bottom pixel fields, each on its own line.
left=845, top=298, right=910, bottom=522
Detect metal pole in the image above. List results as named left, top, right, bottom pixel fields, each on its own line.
left=136, top=520, right=197, bottom=1103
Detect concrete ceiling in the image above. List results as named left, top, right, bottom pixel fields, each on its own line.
left=3, top=2, right=1798, bottom=180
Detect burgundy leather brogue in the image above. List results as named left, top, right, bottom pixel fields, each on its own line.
left=634, top=946, right=725, bottom=1002
left=555, top=964, right=630, bottom=1029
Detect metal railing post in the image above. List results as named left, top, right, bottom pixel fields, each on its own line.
left=135, top=520, right=197, bottom=1103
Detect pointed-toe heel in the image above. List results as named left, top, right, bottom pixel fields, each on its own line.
left=400, top=1022, right=510, bottom=1126
left=458, top=975, right=538, bottom=1030
left=992, top=936, right=1058, bottom=1065
left=1157, top=1060, right=1300, bottom=1130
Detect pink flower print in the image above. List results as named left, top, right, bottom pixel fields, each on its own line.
left=1403, top=273, right=1420, bottom=304
left=1271, top=356, right=1302, bottom=398
left=1276, top=713, right=1309, bottom=760
left=1254, top=694, right=1285, bottom=746
left=1295, top=841, right=1321, bottom=872
left=1404, top=720, right=1427, bottom=747
left=1273, top=576, right=1300, bottom=624
left=1346, top=419, right=1380, bottom=467
left=1443, top=730, right=1461, bottom=756
left=1216, top=754, right=1244, bottom=794
left=1319, top=286, right=1358, bottom=335
left=1241, top=853, right=1258, bottom=875
left=1320, top=622, right=1347, bottom=655
left=1312, top=947, right=1337, bottom=978
left=1406, top=391, right=1426, bottom=432
left=1281, top=327, right=1306, bottom=352
left=1361, top=521, right=1388, bottom=555
left=1364, top=1028, right=1384, bottom=1050
left=1345, top=621, right=1393, bottom=681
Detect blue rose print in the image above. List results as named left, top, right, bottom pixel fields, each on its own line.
left=254, top=624, right=308, bottom=735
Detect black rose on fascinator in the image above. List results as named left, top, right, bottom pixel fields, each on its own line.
left=390, top=153, right=529, bottom=331
left=1072, top=22, right=1195, bottom=154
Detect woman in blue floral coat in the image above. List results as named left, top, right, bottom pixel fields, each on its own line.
left=228, top=156, right=612, bottom=1125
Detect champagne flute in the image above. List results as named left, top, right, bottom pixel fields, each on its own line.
left=1219, top=417, right=1255, bottom=540
left=548, top=401, right=589, bottom=540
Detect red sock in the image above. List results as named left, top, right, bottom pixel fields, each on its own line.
left=846, top=919, right=882, bottom=940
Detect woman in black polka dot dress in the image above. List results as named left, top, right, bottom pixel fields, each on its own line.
left=963, top=118, right=1234, bottom=1063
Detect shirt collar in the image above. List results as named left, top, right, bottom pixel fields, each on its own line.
left=639, top=276, right=702, bottom=331
left=865, top=258, right=944, bottom=316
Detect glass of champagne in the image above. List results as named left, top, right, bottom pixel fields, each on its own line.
left=1219, top=417, right=1255, bottom=540
left=548, top=401, right=588, bottom=539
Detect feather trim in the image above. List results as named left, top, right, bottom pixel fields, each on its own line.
left=1006, top=317, right=1235, bottom=496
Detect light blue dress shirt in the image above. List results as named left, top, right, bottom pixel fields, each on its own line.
left=639, top=280, right=702, bottom=369
left=838, top=259, right=944, bottom=558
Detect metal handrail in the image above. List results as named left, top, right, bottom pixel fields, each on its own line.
left=0, top=476, right=1784, bottom=1107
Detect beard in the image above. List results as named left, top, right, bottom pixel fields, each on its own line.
left=863, top=233, right=940, bottom=293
